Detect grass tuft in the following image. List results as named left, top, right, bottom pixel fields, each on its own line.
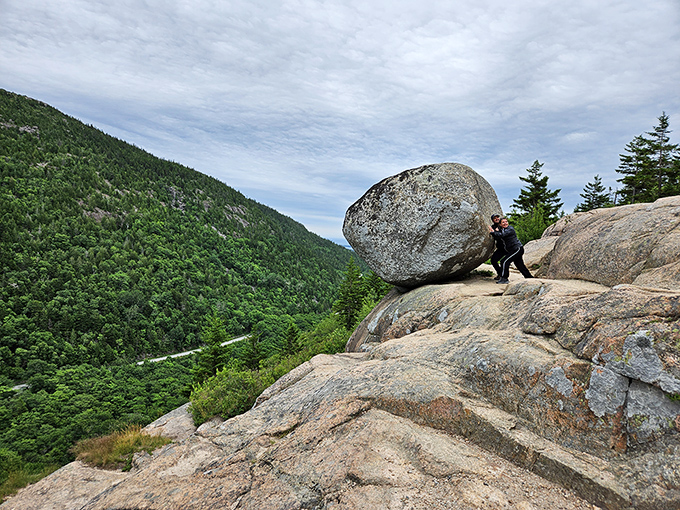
left=71, top=424, right=172, bottom=470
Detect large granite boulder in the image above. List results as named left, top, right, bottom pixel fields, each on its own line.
left=524, top=196, right=680, bottom=289
left=343, top=163, right=502, bottom=288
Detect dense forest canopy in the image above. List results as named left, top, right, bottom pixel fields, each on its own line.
left=0, top=89, right=356, bottom=382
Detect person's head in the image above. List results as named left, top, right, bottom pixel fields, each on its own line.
left=491, top=214, right=501, bottom=224
left=500, top=217, right=509, bottom=228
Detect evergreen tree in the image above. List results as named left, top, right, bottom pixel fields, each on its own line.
left=615, top=135, right=651, bottom=204
left=511, top=160, right=563, bottom=221
left=574, top=175, right=612, bottom=212
left=361, top=270, right=392, bottom=304
left=281, top=321, right=301, bottom=357
left=616, top=112, right=679, bottom=203
left=332, top=258, right=364, bottom=330
left=242, top=325, right=265, bottom=370
left=511, top=203, right=551, bottom=245
left=192, top=315, right=229, bottom=384
left=648, top=112, right=679, bottom=198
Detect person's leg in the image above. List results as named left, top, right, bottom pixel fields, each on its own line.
left=512, top=247, right=534, bottom=278
left=490, top=249, right=505, bottom=277
left=499, top=249, right=519, bottom=282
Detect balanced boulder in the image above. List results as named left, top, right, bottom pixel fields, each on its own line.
left=343, top=163, right=502, bottom=288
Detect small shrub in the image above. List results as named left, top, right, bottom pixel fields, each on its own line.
left=71, top=425, right=172, bottom=470
left=189, top=361, right=265, bottom=425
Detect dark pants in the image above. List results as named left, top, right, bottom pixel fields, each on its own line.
left=500, top=246, right=533, bottom=279
left=490, top=249, right=506, bottom=276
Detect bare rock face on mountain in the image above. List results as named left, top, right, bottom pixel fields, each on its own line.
left=523, top=196, right=680, bottom=289
left=343, top=163, right=501, bottom=288
left=142, top=402, right=196, bottom=441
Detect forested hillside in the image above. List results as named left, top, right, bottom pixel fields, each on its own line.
left=0, top=89, right=354, bottom=382
left=0, top=90, right=374, bottom=492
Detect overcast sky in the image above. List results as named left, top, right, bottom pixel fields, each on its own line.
left=2, top=0, right=679, bottom=244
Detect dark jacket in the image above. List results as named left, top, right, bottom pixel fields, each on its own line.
left=491, top=223, right=504, bottom=250
left=490, top=225, right=522, bottom=253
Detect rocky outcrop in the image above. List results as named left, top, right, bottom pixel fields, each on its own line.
left=9, top=272, right=680, bottom=509
left=524, top=196, right=680, bottom=289
left=0, top=405, right=195, bottom=510
left=6, top=352, right=597, bottom=510
left=0, top=461, right=127, bottom=510
left=347, top=271, right=680, bottom=509
left=343, top=163, right=501, bottom=288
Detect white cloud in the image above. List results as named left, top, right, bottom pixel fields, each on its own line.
left=1, top=0, right=679, bottom=243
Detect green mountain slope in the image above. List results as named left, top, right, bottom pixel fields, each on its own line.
left=0, top=89, right=353, bottom=381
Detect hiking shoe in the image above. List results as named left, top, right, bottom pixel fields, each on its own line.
left=494, top=275, right=501, bottom=280
left=496, top=278, right=509, bottom=284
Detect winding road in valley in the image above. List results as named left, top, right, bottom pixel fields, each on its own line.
left=135, top=335, right=248, bottom=365
left=10, top=335, right=249, bottom=390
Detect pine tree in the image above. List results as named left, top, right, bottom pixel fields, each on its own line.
left=281, top=321, right=301, bottom=356
left=511, top=160, right=563, bottom=221
left=332, top=257, right=365, bottom=330
left=574, top=175, right=612, bottom=212
left=648, top=112, right=679, bottom=198
left=616, top=112, right=679, bottom=203
left=192, top=315, right=229, bottom=384
left=242, top=325, right=265, bottom=370
left=511, top=203, right=551, bottom=244
left=361, top=270, right=392, bottom=304
left=616, top=135, right=651, bottom=204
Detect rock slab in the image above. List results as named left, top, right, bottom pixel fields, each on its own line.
left=523, top=196, right=680, bottom=289
left=343, top=162, right=501, bottom=288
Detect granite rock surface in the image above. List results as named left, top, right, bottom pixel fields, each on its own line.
left=524, top=196, right=680, bottom=289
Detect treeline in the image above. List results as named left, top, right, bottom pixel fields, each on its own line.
left=0, top=89, right=356, bottom=383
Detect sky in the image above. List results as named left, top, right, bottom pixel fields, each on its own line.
left=1, top=0, right=679, bottom=245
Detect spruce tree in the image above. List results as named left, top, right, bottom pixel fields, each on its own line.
left=616, top=112, right=679, bottom=203
left=361, top=270, right=392, bottom=304
left=574, top=175, right=612, bottom=212
left=511, top=204, right=551, bottom=245
left=242, top=325, right=265, bottom=370
left=192, top=315, right=229, bottom=384
left=281, top=321, right=301, bottom=356
left=616, top=135, right=651, bottom=204
left=511, top=160, right=563, bottom=221
left=332, top=257, right=365, bottom=330
left=648, top=112, right=679, bottom=198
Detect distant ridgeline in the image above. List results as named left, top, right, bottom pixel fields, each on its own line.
left=0, top=89, right=354, bottom=381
